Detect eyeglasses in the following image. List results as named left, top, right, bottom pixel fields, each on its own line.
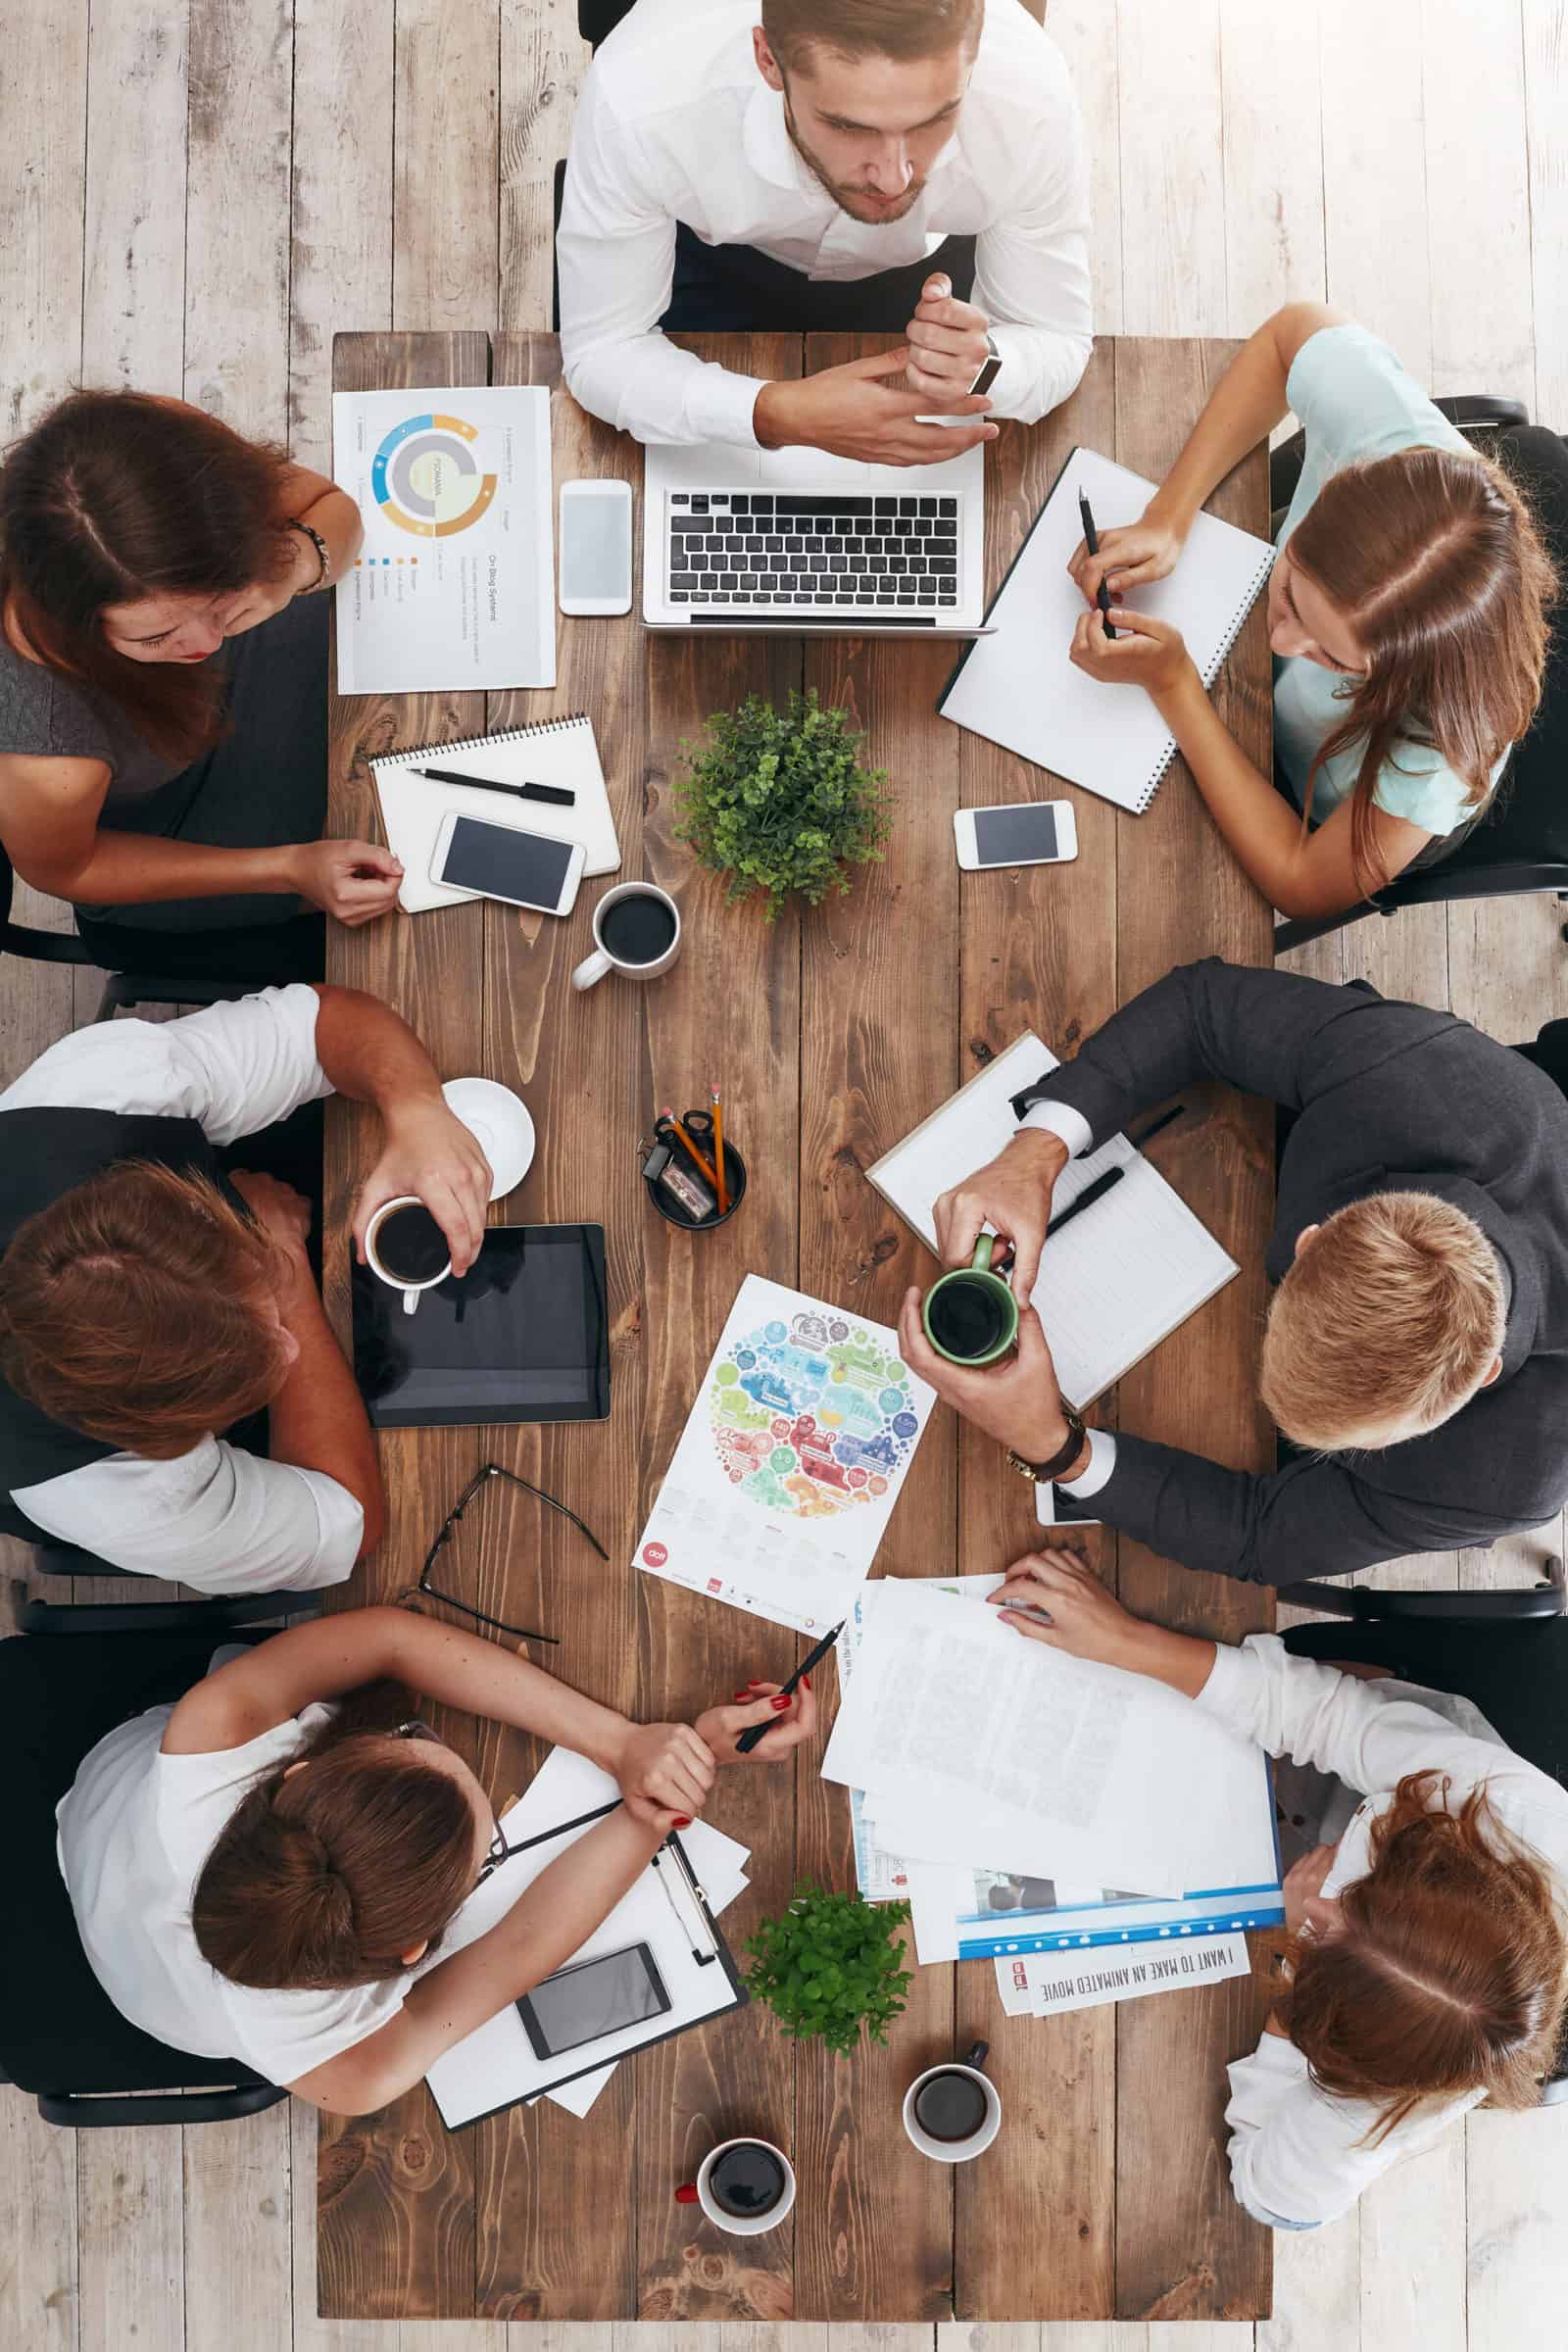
left=396, top=1716, right=536, bottom=1889
left=415, top=1461, right=609, bottom=1648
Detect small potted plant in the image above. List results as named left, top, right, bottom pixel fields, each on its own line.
left=742, top=1883, right=913, bottom=2058
left=673, top=688, right=892, bottom=921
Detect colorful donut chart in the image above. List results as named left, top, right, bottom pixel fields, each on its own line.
left=370, top=412, right=498, bottom=538
left=709, top=1308, right=919, bottom=1519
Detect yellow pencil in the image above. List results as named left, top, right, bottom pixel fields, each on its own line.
left=710, top=1085, right=729, bottom=1215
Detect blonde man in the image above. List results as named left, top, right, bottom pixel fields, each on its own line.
left=899, top=959, right=1568, bottom=1586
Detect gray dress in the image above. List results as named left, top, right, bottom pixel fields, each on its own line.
left=0, top=590, right=328, bottom=930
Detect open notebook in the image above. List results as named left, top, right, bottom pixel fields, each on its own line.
left=939, top=447, right=1275, bottom=813
left=369, top=713, right=621, bottom=914
left=865, top=1032, right=1237, bottom=1410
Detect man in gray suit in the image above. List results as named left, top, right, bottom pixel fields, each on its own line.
left=898, top=958, right=1568, bottom=1586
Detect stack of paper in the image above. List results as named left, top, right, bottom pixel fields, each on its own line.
left=994, top=1936, right=1251, bottom=2019
left=824, top=1579, right=1283, bottom=2014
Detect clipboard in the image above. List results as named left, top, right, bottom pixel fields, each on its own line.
left=422, top=1767, right=751, bottom=2132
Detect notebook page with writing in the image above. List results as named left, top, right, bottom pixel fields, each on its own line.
left=865, top=1033, right=1238, bottom=1409
left=939, top=447, right=1275, bottom=811
left=370, top=712, right=621, bottom=913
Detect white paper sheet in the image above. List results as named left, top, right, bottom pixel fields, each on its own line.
left=332, top=386, right=556, bottom=693
left=994, top=1933, right=1251, bottom=2017
left=940, top=446, right=1274, bottom=812
left=633, top=1277, right=937, bottom=1635
left=421, top=1749, right=749, bottom=2130
left=865, top=1032, right=1238, bottom=1410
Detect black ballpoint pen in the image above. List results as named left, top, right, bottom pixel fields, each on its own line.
left=412, top=764, right=575, bottom=807
left=735, top=1619, right=844, bottom=1754
left=1042, top=1162, right=1124, bottom=1244
left=1077, top=488, right=1118, bottom=640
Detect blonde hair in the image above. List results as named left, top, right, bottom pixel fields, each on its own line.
left=1258, top=1192, right=1505, bottom=1450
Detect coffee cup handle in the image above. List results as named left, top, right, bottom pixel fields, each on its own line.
left=402, top=1288, right=418, bottom=1317
left=674, top=2181, right=700, bottom=2204
left=964, top=2039, right=991, bottom=2072
left=571, top=947, right=612, bottom=993
left=971, top=1236, right=995, bottom=1275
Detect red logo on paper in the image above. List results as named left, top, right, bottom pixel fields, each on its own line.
left=707, top=1576, right=724, bottom=1592
left=642, top=1542, right=668, bottom=1568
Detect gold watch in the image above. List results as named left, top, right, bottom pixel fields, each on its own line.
left=1004, top=1402, right=1089, bottom=1485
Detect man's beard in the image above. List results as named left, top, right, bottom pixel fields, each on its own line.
left=781, top=93, right=925, bottom=225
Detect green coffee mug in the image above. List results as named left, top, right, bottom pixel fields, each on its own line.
left=921, top=1235, right=1020, bottom=1367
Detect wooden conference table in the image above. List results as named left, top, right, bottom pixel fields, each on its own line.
left=319, top=327, right=1275, bottom=2324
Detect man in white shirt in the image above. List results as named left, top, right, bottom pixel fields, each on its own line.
left=0, top=984, right=492, bottom=1594
left=558, top=0, right=1092, bottom=461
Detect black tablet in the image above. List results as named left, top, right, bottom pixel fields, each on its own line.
left=351, top=1222, right=610, bottom=1428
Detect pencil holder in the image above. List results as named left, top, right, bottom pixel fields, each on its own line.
left=645, top=1140, right=748, bottom=1232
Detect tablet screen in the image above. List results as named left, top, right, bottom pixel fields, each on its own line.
left=351, top=1223, right=610, bottom=1427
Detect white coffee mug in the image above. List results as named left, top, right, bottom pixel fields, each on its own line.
left=571, top=881, right=682, bottom=992
left=364, top=1195, right=451, bottom=1317
left=902, top=2044, right=1002, bottom=2165
left=674, top=2137, right=797, bottom=2236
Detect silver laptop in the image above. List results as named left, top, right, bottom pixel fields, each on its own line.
left=642, top=439, right=991, bottom=637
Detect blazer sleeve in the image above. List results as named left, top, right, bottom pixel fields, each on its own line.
left=1062, top=1432, right=1527, bottom=1586
left=1033, top=957, right=1451, bottom=1149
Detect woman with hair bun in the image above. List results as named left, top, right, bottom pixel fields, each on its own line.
left=57, top=1606, right=815, bottom=2116
left=985, top=1549, right=1568, bottom=2230
left=0, top=390, right=402, bottom=939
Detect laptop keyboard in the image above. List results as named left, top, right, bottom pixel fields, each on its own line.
left=666, top=491, right=960, bottom=610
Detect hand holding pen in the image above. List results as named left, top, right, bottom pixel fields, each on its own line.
left=695, top=1678, right=818, bottom=1765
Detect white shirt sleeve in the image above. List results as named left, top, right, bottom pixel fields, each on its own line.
left=1054, top=1427, right=1117, bottom=1499
left=0, top=984, right=330, bottom=1148
left=13, top=1441, right=362, bottom=1594
left=558, top=71, right=765, bottom=448
left=967, top=89, right=1094, bottom=424
left=1019, top=1100, right=1095, bottom=1157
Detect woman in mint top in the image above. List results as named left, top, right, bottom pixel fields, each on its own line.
left=1064, top=306, right=1558, bottom=921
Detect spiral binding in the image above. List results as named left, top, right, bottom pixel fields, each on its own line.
left=1138, top=550, right=1277, bottom=809
left=376, top=712, right=591, bottom=768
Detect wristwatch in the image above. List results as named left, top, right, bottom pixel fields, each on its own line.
left=1004, top=1400, right=1089, bottom=1486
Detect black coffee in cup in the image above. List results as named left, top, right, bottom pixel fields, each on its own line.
left=912, top=2070, right=988, bottom=2144
left=710, top=2141, right=787, bottom=2217
left=600, top=891, right=677, bottom=966
left=373, top=1202, right=450, bottom=1283
left=925, top=1277, right=1008, bottom=1362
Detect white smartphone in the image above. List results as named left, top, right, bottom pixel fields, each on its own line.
left=430, top=809, right=587, bottom=914
left=953, top=800, right=1079, bottom=870
left=559, top=477, right=633, bottom=615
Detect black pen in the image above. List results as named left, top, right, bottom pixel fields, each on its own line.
left=412, top=764, right=575, bottom=808
left=1043, top=1161, right=1124, bottom=1244
left=735, top=1619, right=844, bottom=1754
left=1127, top=1102, right=1185, bottom=1152
left=1077, top=489, right=1118, bottom=640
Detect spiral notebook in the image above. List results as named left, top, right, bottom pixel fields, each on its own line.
left=938, top=447, right=1275, bottom=814
left=370, top=713, right=621, bottom=913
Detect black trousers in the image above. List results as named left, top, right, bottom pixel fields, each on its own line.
left=1283, top=1617, right=1568, bottom=1788
left=660, top=223, right=978, bottom=335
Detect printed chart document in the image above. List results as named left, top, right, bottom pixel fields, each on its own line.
left=867, top=1032, right=1238, bottom=1408
left=633, top=1276, right=937, bottom=1636
left=994, top=1934, right=1251, bottom=2018
left=333, top=386, right=556, bottom=694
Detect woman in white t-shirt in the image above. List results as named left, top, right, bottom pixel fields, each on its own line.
left=985, top=1550, right=1568, bottom=2230
left=57, top=1605, right=815, bottom=2115
left=1062, top=304, right=1559, bottom=922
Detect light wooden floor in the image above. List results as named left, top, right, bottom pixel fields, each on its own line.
left=3, top=2, right=1567, bottom=2345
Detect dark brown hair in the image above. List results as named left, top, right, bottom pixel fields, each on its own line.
left=1281, top=1771, right=1568, bottom=2141
left=192, top=1703, right=477, bottom=1991
left=0, top=389, right=297, bottom=761
left=1289, top=443, right=1558, bottom=897
left=0, top=1161, right=289, bottom=1457
left=761, top=0, right=984, bottom=71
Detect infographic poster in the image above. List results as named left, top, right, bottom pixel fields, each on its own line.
left=332, top=387, right=556, bottom=694
left=634, top=1277, right=937, bottom=1635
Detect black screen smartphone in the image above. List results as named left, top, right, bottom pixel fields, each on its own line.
left=968, top=352, right=1003, bottom=398
left=516, top=1941, right=671, bottom=2061
left=433, top=813, right=581, bottom=912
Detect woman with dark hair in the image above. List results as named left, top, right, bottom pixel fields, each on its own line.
left=57, top=1606, right=815, bottom=2116
left=0, top=390, right=402, bottom=936
left=985, top=1550, right=1568, bottom=2230
left=1064, top=304, right=1561, bottom=922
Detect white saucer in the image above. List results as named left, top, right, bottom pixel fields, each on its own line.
left=442, top=1078, right=535, bottom=1202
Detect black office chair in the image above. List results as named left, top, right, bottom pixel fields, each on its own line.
left=1271, top=400, right=1568, bottom=954
left=0, top=1621, right=287, bottom=2127
left=1, top=844, right=324, bottom=1023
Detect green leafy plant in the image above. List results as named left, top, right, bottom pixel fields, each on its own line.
left=742, top=1883, right=913, bottom=2057
left=673, top=688, right=893, bottom=920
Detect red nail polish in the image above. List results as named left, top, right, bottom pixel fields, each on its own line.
left=771, top=1694, right=791, bottom=1710
left=802, top=1673, right=811, bottom=1690
left=672, top=1815, right=692, bottom=1828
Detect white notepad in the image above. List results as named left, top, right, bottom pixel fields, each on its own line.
left=865, top=1032, right=1238, bottom=1410
left=370, top=713, right=621, bottom=913
left=939, top=447, right=1275, bottom=812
